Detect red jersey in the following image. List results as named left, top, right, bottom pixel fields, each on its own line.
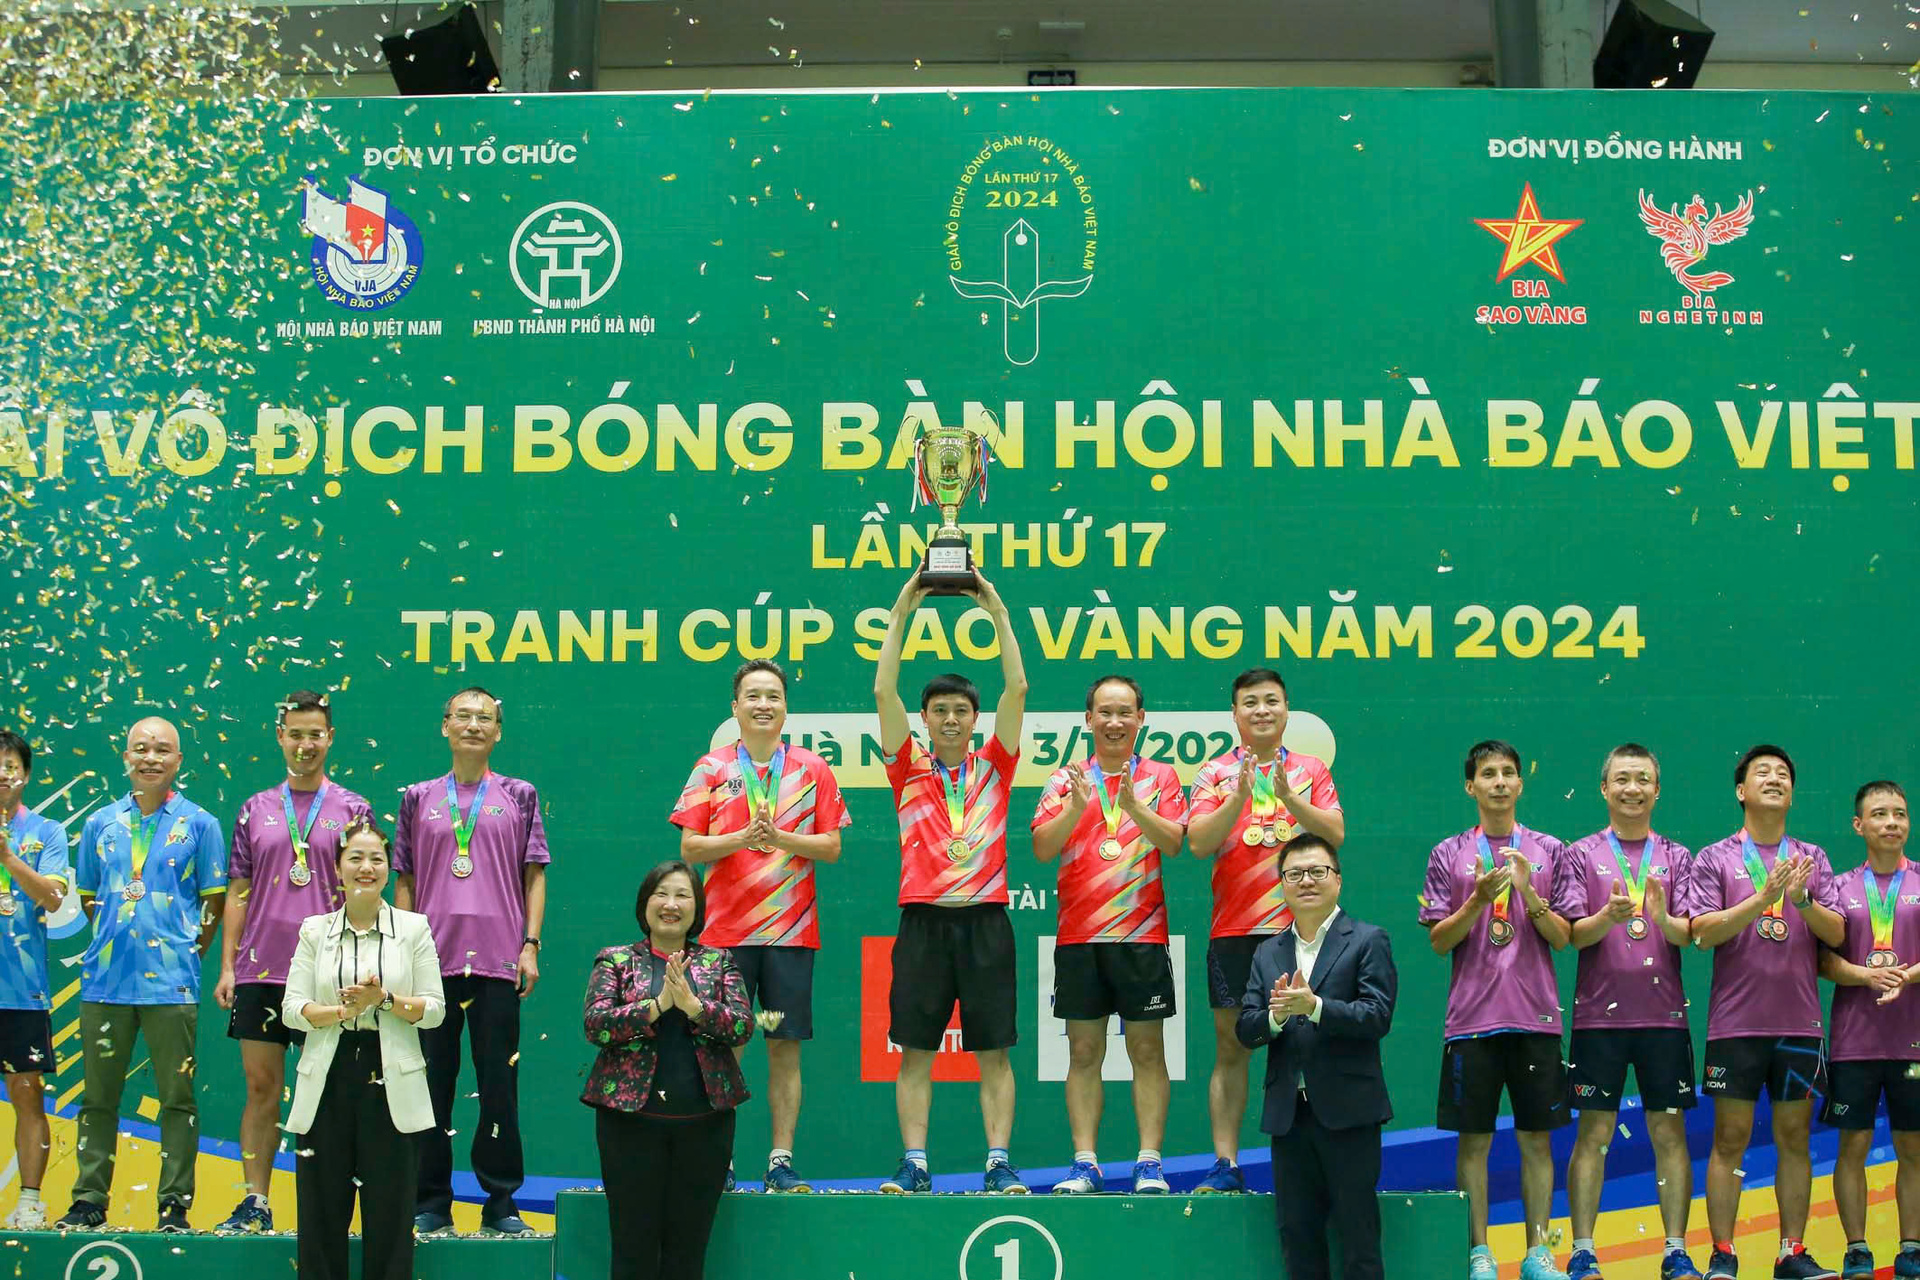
left=1189, top=747, right=1340, bottom=939
left=1031, top=756, right=1188, bottom=945
left=884, top=735, right=1017, bottom=907
left=669, top=742, right=849, bottom=949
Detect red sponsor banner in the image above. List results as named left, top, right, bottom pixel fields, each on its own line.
left=859, top=935, right=980, bottom=1083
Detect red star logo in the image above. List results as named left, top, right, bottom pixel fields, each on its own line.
left=1476, top=183, right=1583, bottom=283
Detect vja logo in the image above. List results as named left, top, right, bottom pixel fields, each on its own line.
left=300, top=176, right=423, bottom=311
left=510, top=201, right=623, bottom=309
left=943, top=134, right=1098, bottom=366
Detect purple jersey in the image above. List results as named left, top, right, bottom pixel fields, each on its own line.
left=1556, top=830, right=1692, bottom=1031
left=1682, top=833, right=1837, bottom=1041
left=394, top=771, right=550, bottom=981
left=1420, top=824, right=1577, bottom=1039
left=229, top=781, right=371, bottom=985
left=1826, top=861, right=1920, bottom=1062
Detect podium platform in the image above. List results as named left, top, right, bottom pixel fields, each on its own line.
left=0, top=1231, right=551, bottom=1279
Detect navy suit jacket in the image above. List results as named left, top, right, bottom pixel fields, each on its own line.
left=1234, top=911, right=1397, bottom=1136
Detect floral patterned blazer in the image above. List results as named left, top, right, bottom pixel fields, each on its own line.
left=580, top=938, right=754, bottom=1113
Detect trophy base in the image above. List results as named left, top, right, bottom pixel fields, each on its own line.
left=918, top=539, right=978, bottom=596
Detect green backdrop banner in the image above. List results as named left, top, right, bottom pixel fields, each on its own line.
left=3, top=86, right=1916, bottom=1186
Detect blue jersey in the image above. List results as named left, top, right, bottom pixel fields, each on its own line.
left=75, top=794, right=226, bottom=1005
left=0, top=809, right=72, bottom=1012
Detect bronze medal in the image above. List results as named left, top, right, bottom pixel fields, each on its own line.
left=1488, top=916, right=1515, bottom=947
left=1870, top=948, right=1902, bottom=969
left=1625, top=915, right=1649, bottom=941
left=1757, top=914, right=1786, bottom=942
left=1099, top=837, right=1124, bottom=861
left=946, top=837, right=971, bottom=863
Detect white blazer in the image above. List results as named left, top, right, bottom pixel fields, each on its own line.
left=282, top=903, right=446, bottom=1135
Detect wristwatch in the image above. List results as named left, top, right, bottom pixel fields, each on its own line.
left=379, top=992, right=395, bottom=1013
left=523, top=936, right=542, bottom=950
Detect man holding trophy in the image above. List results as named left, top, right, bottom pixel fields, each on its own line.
left=872, top=416, right=1033, bottom=1194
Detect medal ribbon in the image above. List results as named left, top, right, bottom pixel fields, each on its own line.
left=735, top=744, right=787, bottom=817
left=1088, top=757, right=1135, bottom=838
left=0, top=805, right=23, bottom=898
left=1604, top=829, right=1648, bottom=913
left=1741, top=832, right=1790, bottom=922
left=936, top=759, right=969, bottom=843
left=1474, top=829, right=1512, bottom=923
left=1243, top=746, right=1291, bottom=825
left=279, top=781, right=330, bottom=875
left=444, top=774, right=490, bottom=863
left=1866, top=866, right=1905, bottom=953
left=128, top=801, right=169, bottom=886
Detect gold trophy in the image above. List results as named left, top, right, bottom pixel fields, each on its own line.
left=911, top=415, right=992, bottom=595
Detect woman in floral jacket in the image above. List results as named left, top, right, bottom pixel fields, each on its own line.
left=583, top=859, right=754, bottom=1280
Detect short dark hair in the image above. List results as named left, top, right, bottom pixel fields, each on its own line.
left=635, top=859, right=706, bottom=940
left=1230, top=668, right=1288, bottom=701
left=1278, top=832, right=1340, bottom=874
left=336, top=816, right=390, bottom=858
left=0, top=731, right=32, bottom=775
left=1855, top=780, right=1907, bottom=815
left=920, top=673, right=980, bottom=713
left=443, top=685, right=502, bottom=725
left=1601, top=742, right=1659, bottom=782
left=277, top=689, right=333, bottom=729
left=732, top=659, right=788, bottom=698
left=1734, top=743, right=1795, bottom=788
left=1084, top=674, right=1144, bottom=714
left=1464, top=739, right=1522, bottom=781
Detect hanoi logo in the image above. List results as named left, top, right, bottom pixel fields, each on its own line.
left=510, top=201, right=623, bottom=310
left=943, top=135, right=1098, bottom=366
left=1472, top=182, right=1586, bottom=326
left=299, top=176, right=422, bottom=311
left=1637, top=189, right=1760, bottom=327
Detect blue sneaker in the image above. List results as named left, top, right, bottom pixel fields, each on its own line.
left=1051, top=1160, right=1103, bottom=1194
left=1521, top=1247, right=1571, bottom=1280
left=1772, top=1249, right=1837, bottom=1280
left=1664, top=1251, right=1705, bottom=1280
left=983, top=1161, right=1030, bottom=1194
left=1894, top=1249, right=1920, bottom=1280
left=764, top=1161, right=812, bottom=1194
left=1469, top=1251, right=1499, bottom=1280
left=1568, top=1249, right=1602, bottom=1280
left=1131, top=1158, right=1169, bottom=1194
left=1842, top=1247, right=1875, bottom=1280
left=216, top=1195, right=273, bottom=1234
left=879, top=1158, right=931, bottom=1194
left=1706, top=1249, right=1738, bottom=1280
left=1192, top=1157, right=1244, bottom=1194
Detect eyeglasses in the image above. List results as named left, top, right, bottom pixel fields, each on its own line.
left=448, top=711, right=497, bottom=726
left=1281, top=865, right=1335, bottom=885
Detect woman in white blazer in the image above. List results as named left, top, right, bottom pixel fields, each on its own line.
left=283, top=817, right=445, bottom=1280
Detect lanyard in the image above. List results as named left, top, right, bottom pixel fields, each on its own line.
left=936, top=758, right=969, bottom=838
left=1243, top=745, right=1290, bottom=821
left=128, top=800, right=172, bottom=883
left=1, top=805, right=23, bottom=897
left=1474, top=828, right=1513, bottom=921
left=1088, top=757, right=1135, bottom=836
left=1866, top=867, right=1906, bottom=951
left=736, top=744, right=787, bottom=815
left=1604, top=829, right=1648, bottom=910
left=444, top=774, right=490, bottom=861
left=1740, top=832, right=1791, bottom=921
left=279, top=781, right=330, bottom=869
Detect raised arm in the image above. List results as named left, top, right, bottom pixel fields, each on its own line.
left=874, top=572, right=925, bottom=756
left=967, top=570, right=1027, bottom=752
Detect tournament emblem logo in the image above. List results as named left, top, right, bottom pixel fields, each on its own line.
left=510, top=201, right=623, bottom=309
left=1636, top=190, right=1760, bottom=326
left=300, top=176, right=423, bottom=311
left=943, top=135, right=1098, bottom=366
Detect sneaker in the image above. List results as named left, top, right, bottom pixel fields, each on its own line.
left=481, top=1214, right=530, bottom=1236
left=725, top=1167, right=736, bottom=1193
left=1470, top=1252, right=1500, bottom=1280
left=4, top=1200, right=46, bottom=1230
left=1568, top=1249, right=1603, bottom=1280
left=764, top=1162, right=813, bottom=1194
left=155, top=1202, right=191, bottom=1234
left=1131, top=1158, right=1170, bottom=1194
left=878, top=1158, right=931, bottom=1195
left=1773, top=1250, right=1838, bottom=1280
left=1841, top=1247, right=1876, bottom=1280
left=1894, top=1250, right=1920, bottom=1280
left=1707, top=1251, right=1739, bottom=1280
left=216, top=1195, right=273, bottom=1234
left=1192, top=1157, right=1245, bottom=1194
left=1051, top=1160, right=1103, bottom=1194
left=54, top=1200, right=105, bottom=1231
left=983, top=1161, right=1029, bottom=1195
left=1665, top=1251, right=1706, bottom=1280
left=1521, top=1247, right=1571, bottom=1280
left=413, top=1210, right=455, bottom=1235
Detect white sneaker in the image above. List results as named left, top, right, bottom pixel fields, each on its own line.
left=6, top=1200, right=47, bottom=1230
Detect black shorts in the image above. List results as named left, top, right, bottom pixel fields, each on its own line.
left=729, top=945, right=814, bottom=1040
left=1568, top=1028, right=1697, bottom=1113
left=0, top=1010, right=53, bottom=1076
left=1053, top=942, right=1176, bottom=1023
left=888, top=904, right=1018, bottom=1053
left=1437, top=1033, right=1571, bottom=1133
left=1207, top=934, right=1275, bottom=1009
left=1702, top=1036, right=1826, bottom=1104
left=1823, top=1058, right=1920, bottom=1130
left=227, top=981, right=304, bottom=1047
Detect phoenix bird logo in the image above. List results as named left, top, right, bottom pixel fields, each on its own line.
left=1637, top=189, right=1754, bottom=297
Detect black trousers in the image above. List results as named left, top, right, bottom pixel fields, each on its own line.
left=296, top=1032, right=419, bottom=1280
left=418, top=974, right=523, bottom=1218
left=1271, top=1097, right=1384, bottom=1280
left=596, top=1106, right=736, bottom=1280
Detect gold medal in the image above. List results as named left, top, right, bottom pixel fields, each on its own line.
left=945, top=838, right=971, bottom=863
left=1099, top=837, right=1124, bottom=861
left=1240, top=825, right=1265, bottom=847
